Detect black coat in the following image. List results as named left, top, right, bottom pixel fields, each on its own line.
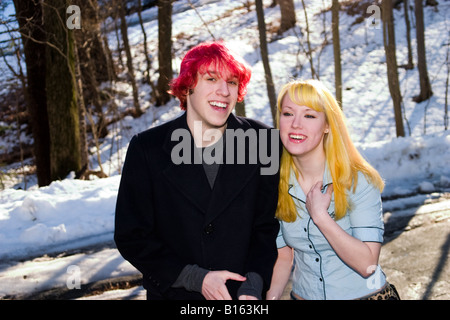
left=114, top=112, right=280, bottom=299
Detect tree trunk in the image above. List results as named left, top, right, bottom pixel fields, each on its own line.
left=300, top=0, right=317, bottom=79
left=277, top=0, right=296, bottom=35
left=413, top=0, right=433, bottom=102
left=331, top=0, right=342, bottom=108
left=73, top=35, right=89, bottom=178
left=118, top=0, right=142, bottom=116
left=76, top=0, right=109, bottom=82
left=156, top=0, right=173, bottom=106
left=13, top=0, right=52, bottom=186
left=445, top=45, right=449, bottom=130
left=235, top=100, right=246, bottom=117
left=137, top=0, right=158, bottom=104
left=74, top=0, right=109, bottom=138
left=400, top=0, right=414, bottom=69
left=43, top=0, right=82, bottom=180
left=382, top=0, right=405, bottom=137
left=255, top=0, right=277, bottom=125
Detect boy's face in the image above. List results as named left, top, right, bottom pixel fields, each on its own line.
left=186, top=68, right=239, bottom=135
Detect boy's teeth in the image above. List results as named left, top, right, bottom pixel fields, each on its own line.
left=210, top=101, right=227, bottom=108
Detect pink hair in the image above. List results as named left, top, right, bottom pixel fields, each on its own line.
left=169, top=41, right=252, bottom=110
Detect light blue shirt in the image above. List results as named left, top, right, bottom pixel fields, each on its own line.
left=277, top=166, right=386, bottom=300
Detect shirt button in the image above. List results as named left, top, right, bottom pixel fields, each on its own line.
left=319, top=278, right=323, bottom=282
left=315, top=258, right=319, bottom=262
left=304, top=228, right=307, bottom=232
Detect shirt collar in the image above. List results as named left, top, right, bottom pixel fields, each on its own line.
left=288, top=162, right=333, bottom=204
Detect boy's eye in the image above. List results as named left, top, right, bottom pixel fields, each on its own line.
left=228, top=80, right=238, bottom=86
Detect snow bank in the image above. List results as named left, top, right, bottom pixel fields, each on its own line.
left=0, top=176, right=120, bottom=260
left=358, top=131, right=450, bottom=195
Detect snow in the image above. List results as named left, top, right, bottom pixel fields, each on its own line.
left=0, top=248, right=138, bottom=299
left=0, top=0, right=449, bottom=299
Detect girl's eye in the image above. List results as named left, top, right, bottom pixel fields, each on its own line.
left=228, top=80, right=238, bottom=86
left=305, top=114, right=316, bottom=119
left=282, top=112, right=293, bottom=116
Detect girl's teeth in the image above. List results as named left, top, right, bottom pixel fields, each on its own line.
left=290, top=134, right=305, bottom=140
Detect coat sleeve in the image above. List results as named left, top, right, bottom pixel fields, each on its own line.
left=114, top=135, right=185, bottom=294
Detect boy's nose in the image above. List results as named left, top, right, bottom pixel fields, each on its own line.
left=216, top=79, right=230, bottom=96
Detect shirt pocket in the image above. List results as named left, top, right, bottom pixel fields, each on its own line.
left=281, top=219, right=309, bottom=250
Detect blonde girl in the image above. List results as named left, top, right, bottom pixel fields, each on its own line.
left=267, top=80, right=399, bottom=300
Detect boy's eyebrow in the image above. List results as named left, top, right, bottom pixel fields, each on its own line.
left=202, top=70, right=220, bottom=77
left=204, top=69, right=238, bottom=80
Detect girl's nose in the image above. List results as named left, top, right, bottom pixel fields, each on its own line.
left=292, top=114, right=303, bottom=128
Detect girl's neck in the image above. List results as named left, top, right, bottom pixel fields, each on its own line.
left=293, top=153, right=326, bottom=193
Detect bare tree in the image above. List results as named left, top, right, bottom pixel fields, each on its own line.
left=413, top=0, right=433, bottom=102
left=118, top=0, right=142, bottom=116
left=73, top=35, right=89, bottom=178
left=277, top=0, right=296, bottom=35
left=0, top=25, right=29, bottom=187
left=235, top=100, right=246, bottom=117
left=445, top=41, right=449, bottom=130
left=156, top=0, right=173, bottom=106
left=137, top=0, right=158, bottom=104
left=43, top=0, right=82, bottom=180
left=382, top=0, right=405, bottom=137
left=74, top=0, right=110, bottom=138
left=255, top=0, right=277, bottom=124
left=300, top=0, right=317, bottom=79
left=400, top=0, right=414, bottom=69
left=331, top=0, right=342, bottom=108
left=13, top=0, right=51, bottom=186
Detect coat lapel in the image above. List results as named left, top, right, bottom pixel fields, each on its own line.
left=162, top=113, right=212, bottom=214
left=205, top=114, right=259, bottom=222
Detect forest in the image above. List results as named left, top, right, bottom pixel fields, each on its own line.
left=0, top=0, right=448, bottom=190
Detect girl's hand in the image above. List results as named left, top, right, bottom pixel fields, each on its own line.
left=306, top=182, right=333, bottom=223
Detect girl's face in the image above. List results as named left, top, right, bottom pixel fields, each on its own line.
left=279, top=94, right=329, bottom=161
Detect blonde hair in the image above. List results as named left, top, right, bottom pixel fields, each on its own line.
left=276, top=80, right=384, bottom=222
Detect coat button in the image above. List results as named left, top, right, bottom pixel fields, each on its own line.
left=205, top=223, right=214, bottom=234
